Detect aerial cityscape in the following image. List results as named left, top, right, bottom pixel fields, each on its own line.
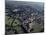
left=5, top=1, right=44, bottom=34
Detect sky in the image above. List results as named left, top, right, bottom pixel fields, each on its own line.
left=5, top=0, right=44, bottom=2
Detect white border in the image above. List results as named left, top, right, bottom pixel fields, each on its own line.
left=0, top=0, right=5, bottom=35
left=0, top=0, right=46, bottom=35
